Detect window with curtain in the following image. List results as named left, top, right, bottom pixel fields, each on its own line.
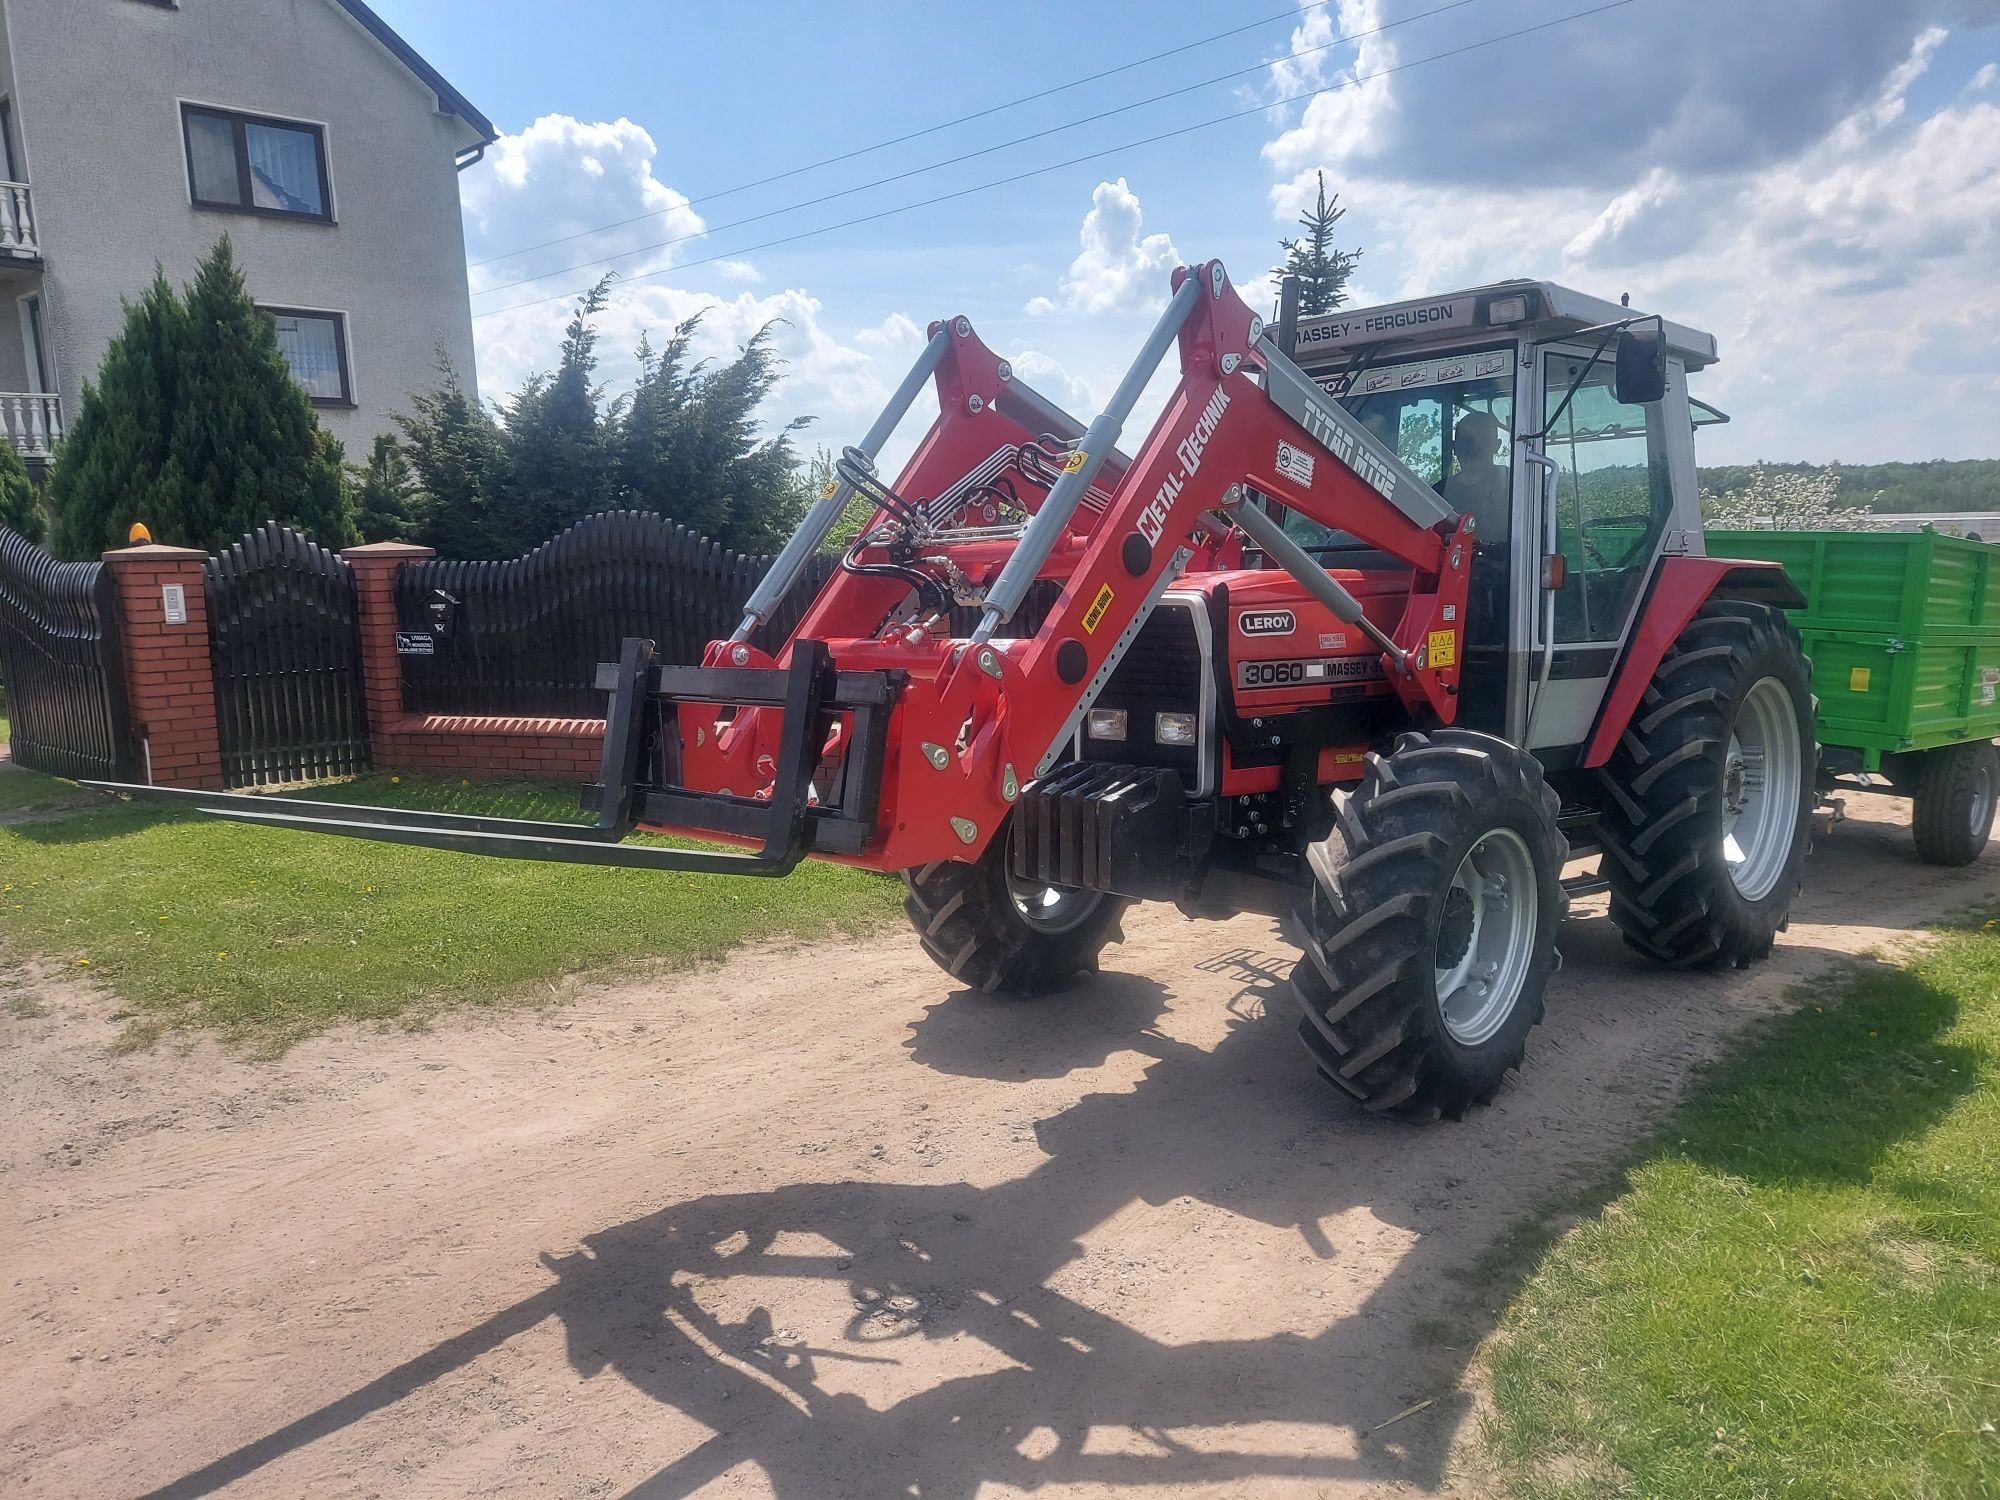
left=265, top=309, right=349, bottom=403
left=182, top=105, right=329, bottom=220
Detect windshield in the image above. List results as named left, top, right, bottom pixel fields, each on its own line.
left=1276, top=346, right=1517, bottom=551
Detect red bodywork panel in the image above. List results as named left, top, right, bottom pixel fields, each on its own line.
left=1582, top=555, right=1797, bottom=767
left=654, top=261, right=1472, bottom=873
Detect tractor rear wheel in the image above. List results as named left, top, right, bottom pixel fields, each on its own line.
left=1595, top=598, right=1814, bottom=968
left=1292, top=729, right=1567, bottom=1121
left=901, top=824, right=1129, bottom=995
left=1910, top=740, right=1999, bottom=866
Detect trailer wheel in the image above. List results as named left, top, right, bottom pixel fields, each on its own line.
left=1291, top=729, right=1566, bottom=1121
left=901, top=828, right=1129, bottom=995
left=1595, top=598, right=1814, bottom=968
left=1910, top=740, right=2000, bottom=866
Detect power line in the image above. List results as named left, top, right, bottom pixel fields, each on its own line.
left=470, top=0, right=1479, bottom=291
left=473, top=0, right=1640, bottom=324
left=469, top=0, right=1343, bottom=270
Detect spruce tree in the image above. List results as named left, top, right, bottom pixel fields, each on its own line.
left=485, top=276, right=619, bottom=554
left=351, top=433, right=423, bottom=542
left=47, top=272, right=186, bottom=557
left=173, top=237, right=353, bottom=549
left=614, top=313, right=808, bottom=553
left=46, top=237, right=355, bottom=556
left=0, top=436, right=44, bottom=543
left=398, top=351, right=503, bottom=560
left=1273, top=171, right=1362, bottom=317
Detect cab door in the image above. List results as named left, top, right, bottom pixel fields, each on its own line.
left=1521, top=345, right=1691, bottom=753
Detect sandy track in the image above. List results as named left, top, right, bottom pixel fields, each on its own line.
left=2, top=791, right=1993, bottom=1499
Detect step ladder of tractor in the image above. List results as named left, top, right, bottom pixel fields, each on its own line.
left=1558, top=805, right=1611, bottom=899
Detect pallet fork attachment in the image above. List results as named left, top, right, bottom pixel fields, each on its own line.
left=86, top=637, right=904, bottom=877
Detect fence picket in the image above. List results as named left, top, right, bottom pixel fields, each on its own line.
left=204, top=524, right=367, bottom=789
left=0, top=527, right=131, bottom=780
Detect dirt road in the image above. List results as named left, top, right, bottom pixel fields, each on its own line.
left=3, top=791, right=1994, bottom=1499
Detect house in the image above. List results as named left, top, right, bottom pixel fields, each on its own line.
left=0, top=0, right=493, bottom=466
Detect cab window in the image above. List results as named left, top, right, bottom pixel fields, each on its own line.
left=1269, top=348, right=1516, bottom=553
left=1542, top=351, right=1672, bottom=643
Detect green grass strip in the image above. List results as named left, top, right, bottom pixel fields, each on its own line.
left=0, top=772, right=902, bottom=1049
left=1483, top=918, right=2000, bottom=1498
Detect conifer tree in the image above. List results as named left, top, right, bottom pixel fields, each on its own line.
left=1273, top=171, right=1362, bottom=317
left=398, top=351, right=503, bottom=560
left=46, top=238, right=355, bottom=556
left=0, top=435, right=43, bottom=543
left=484, top=276, right=619, bottom=553
left=351, top=433, right=423, bottom=542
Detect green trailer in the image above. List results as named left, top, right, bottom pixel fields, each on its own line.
left=1708, top=526, right=2000, bottom=865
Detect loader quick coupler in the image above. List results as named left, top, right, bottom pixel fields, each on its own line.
left=581, top=636, right=907, bottom=869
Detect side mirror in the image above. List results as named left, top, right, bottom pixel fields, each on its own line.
left=1614, top=326, right=1666, bottom=406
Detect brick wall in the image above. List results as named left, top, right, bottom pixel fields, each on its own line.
left=85, top=539, right=610, bottom=790
left=102, top=544, right=224, bottom=790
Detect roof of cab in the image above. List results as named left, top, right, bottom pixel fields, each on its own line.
left=1291, top=279, right=1720, bottom=371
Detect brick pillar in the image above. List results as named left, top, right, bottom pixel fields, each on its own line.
left=103, top=543, right=225, bottom=789
left=341, top=541, right=433, bottom=767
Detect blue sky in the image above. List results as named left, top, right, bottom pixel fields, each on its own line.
left=375, top=0, right=2000, bottom=468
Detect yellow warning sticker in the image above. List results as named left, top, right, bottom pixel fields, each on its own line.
left=818, top=478, right=840, bottom=500
left=1063, top=449, right=1089, bottom=475
left=1849, top=665, right=1872, bottom=692
left=1082, top=584, right=1115, bottom=634
left=1427, top=629, right=1457, bottom=670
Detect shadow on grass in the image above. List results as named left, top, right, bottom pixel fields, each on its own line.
left=1668, top=951, right=1981, bottom=1188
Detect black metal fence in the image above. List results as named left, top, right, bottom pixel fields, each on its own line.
left=205, top=523, right=369, bottom=787
left=0, top=526, right=132, bottom=781
left=394, top=511, right=838, bottom=718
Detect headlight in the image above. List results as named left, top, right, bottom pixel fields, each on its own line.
left=1086, top=708, right=1128, bottom=741
left=1153, top=711, right=1197, bottom=746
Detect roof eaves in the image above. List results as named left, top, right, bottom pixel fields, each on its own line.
left=332, top=0, right=498, bottom=147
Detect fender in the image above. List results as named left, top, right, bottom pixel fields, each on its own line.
left=1583, top=555, right=1805, bottom=768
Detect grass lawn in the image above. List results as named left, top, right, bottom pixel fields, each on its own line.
left=1480, top=920, right=2000, bottom=1498
left=0, top=772, right=903, bottom=1047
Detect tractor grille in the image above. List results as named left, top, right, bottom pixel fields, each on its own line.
left=1078, top=598, right=1204, bottom=788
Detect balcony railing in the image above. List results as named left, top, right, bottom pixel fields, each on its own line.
left=0, top=392, right=62, bottom=459
left=0, top=183, right=37, bottom=259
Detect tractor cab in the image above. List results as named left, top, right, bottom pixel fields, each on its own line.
left=1287, top=281, right=1720, bottom=761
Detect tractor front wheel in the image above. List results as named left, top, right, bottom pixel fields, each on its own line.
left=1292, top=728, right=1567, bottom=1121
left=1595, top=598, right=1814, bottom=968
left=901, top=824, right=1129, bottom=995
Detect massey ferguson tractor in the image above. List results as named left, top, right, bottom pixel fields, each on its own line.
left=112, top=262, right=1817, bottom=1121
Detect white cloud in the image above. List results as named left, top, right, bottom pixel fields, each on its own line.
left=1005, top=350, right=1097, bottom=421
left=461, top=115, right=937, bottom=465
left=461, top=114, right=705, bottom=293
left=1263, top=0, right=1397, bottom=177
left=1026, top=177, right=1182, bottom=316
left=1973, top=60, right=1998, bottom=90
left=1258, top=19, right=2000, bottom=461
left=1267, top=1, right=1339, bottom=97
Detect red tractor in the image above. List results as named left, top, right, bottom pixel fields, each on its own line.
left=115, top=262, right=1815, bottom=1120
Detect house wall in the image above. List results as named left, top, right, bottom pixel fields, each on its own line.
left=0, top=0, right=481, bottom=456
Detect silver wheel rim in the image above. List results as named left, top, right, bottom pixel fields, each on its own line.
left=1003, top=866, right=1103, bottom=935
left=1434, top=827, right=1539, bottom=1047
left=1723, top=677, right=1803, bottom=901
left=1971, top=762, right=1995, bottom=838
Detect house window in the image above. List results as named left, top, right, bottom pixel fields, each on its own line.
left=264, top=308, right=351, bottom=404
left=182, top=105, right=330, bottom=221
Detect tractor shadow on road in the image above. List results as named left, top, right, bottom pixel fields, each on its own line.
left=140, top=826, right=1985, bottom=1498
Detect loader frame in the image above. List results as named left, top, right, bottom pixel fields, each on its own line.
left=94, top=259, right=1488, bottom=877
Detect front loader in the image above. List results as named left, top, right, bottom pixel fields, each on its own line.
left=102, top=261, right=1817, bottom=1121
